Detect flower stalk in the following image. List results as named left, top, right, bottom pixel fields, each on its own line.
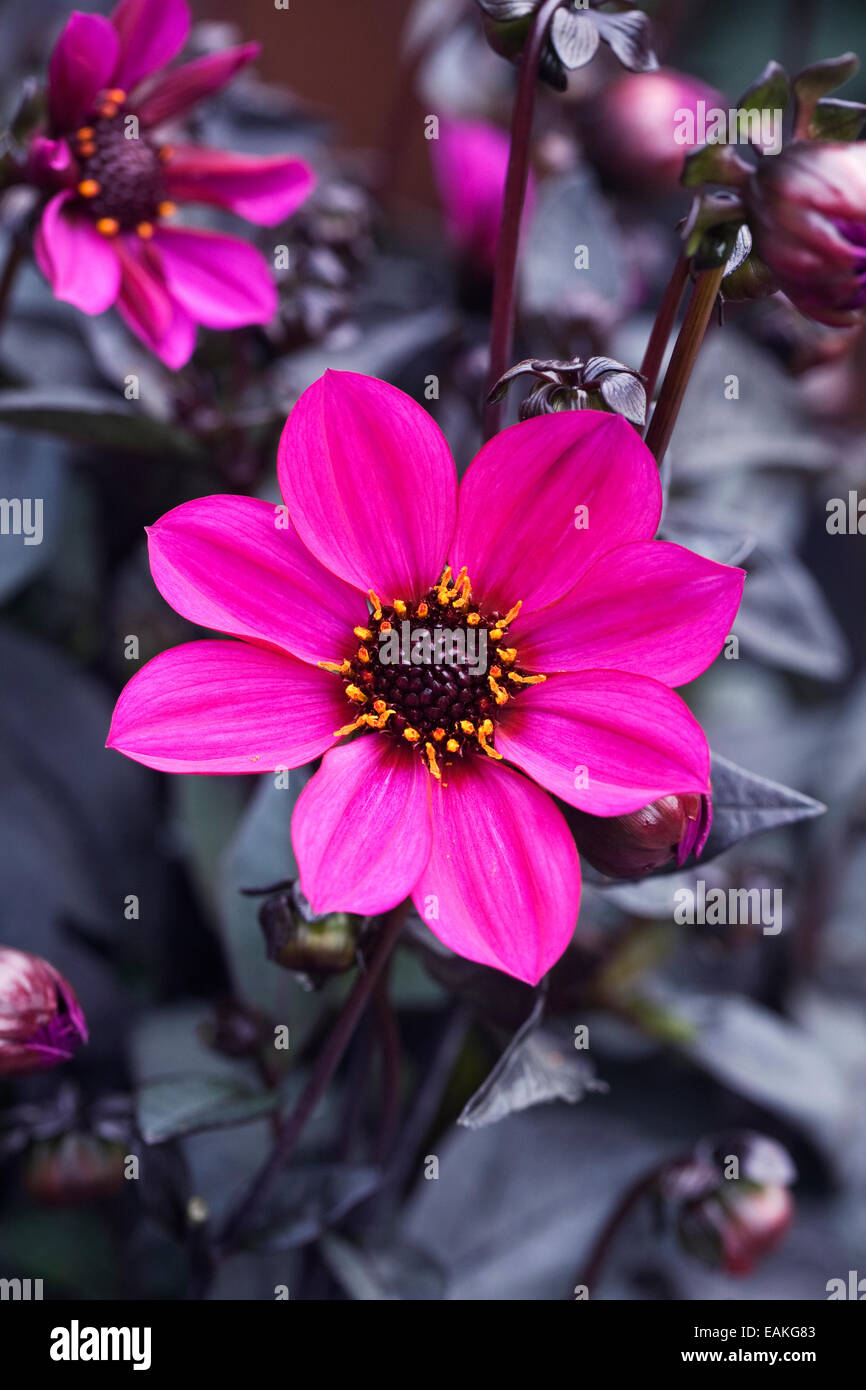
left=216, top=901, right=409, bottom=1256
left=644, top=264, right=725, bottom=465
left=639, top=253, right=690, bottom=414
left=483, top=0, right=562, bottom=440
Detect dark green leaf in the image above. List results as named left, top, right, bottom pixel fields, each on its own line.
left=737, top=60, right=790, bottom=118
left=807, top=97, right=866, bottom=142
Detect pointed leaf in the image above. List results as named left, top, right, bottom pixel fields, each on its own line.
left=550, top=8, right=599, bottom=71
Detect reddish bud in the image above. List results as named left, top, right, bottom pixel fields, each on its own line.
left=24, top=1133, right=126, bottom=1205
left=569, top=793, right=712, bottom=879
left=585, top=69, right=724, bottom=194
left=0, top=948, right=87, bottom=1077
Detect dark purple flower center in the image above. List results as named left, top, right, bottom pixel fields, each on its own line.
left=329, top=569, right=545, bottom=780
left=73, top=98, right=170, bottom=235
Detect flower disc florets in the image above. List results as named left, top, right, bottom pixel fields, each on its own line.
left=72, top=94, right=172, bottom=237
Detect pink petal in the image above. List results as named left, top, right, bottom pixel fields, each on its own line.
left=114, top=234, right=196, bottom=366
left=512, top=541, right=746, bottom=685
left=107, top=639, right=347, bottom=773
left=432, top=119, right=534, bottom=273
left=293, top=737, right=432, bottom=916
left=34, top=193, right=121, bottom=314
left=277, top=371, right=457, bottom=602
left=48, top=12, right=119, bottom=130
left=27, top=136, right=72, bottom=180
left=110, top=0, right=191, bottom=93
left=497, top=670, right=710, bottom=816
left=164, top=145, right=316, bottom=226
left=136, top=43, right=259, bottom=127
left=152, top=225, right=277, bottom=328
left=147, top=494, right=369, bottom=666
left=453, top=410, right=662, bottom=617
left=412, top=758, right=580, bottom=985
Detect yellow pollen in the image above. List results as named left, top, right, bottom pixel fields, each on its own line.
left=416, top=601, right=429, bottom=618
left=357, top=646, right=371, bottom=663
left=490, top=665, right=502, bottom=678
left=76, top=127, right=95, bottom=141
left=373, top=699, right=388, bottom=714
left=364, top=708, right=393, bottom=730
left=497, top=647, right=517, bottom=664
left=353, top=626, right=373, bottom=642
left=334, top=716, right=367, bottom=738
left=157, top=201, right=176, bottom=218
left=507, top=671, right=547, bottom=685
left=478, top=719, right=502, bottom=760
left=137, top=221, right=155, bottom=239
left=446, top=738, right=460, bottom=753
left=78, top=142, right=96, bottom=157
left=502, top=601, right=523, bottom=626
left=106, top=88, right=127, bottom=104
left=459, top=719, right=475, bottom=736
left=393, top=599, right=407, bottom=616
left=489, top=627, right=503, bottom=642
left=368, top=590, right=383, bottom=620
left=424, top=742, right=442, bottom=781
left=488, top=675, right=509, bottom=705
left=319, top=659, right=350, bottom=674
left=77, top=179, right=100, bottom=198
left=432, top=727, right=446, bottom=741
left=451, top=570, right=471, bottom=610
left=96, top=217, right=119, bottom=237
left=403, top=727, right=421, bottom=743
left=466, top=612, right=481, bottom=626
left=345, top=684, right=367, bottom=704
left=380, top=620, right=392, bottom=633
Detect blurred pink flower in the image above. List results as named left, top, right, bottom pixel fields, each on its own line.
left=108, top=371, right=743, bottom=984
left=587, top=68, right=723, bottom=193
left=30, top=0, right=315, bottom=365
left=431, top=119, right=535, bottom=274
left=0, top=948, right=88, bottom=1076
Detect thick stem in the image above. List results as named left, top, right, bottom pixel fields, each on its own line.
left=482, top=0, right=562, bottom=441
left=373, top=967, right=401, bottom=1164
left=640, top=253, right=689, bottom=417
left=644, top=265, right=725, bottom=467
left=216, top=902, right=408, bottom=1256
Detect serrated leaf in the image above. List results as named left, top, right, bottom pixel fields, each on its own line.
left=808, top=97, right=866, bottom=142
left=0, top=389, right=204, bottom=460
left=458, top=1005, right=606, bottom=1128
left=592, top=8, right=658, bottom=73
left=549, top=7, right=599, bottom=70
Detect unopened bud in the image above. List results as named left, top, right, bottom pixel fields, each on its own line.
left=259, top=886, right=358, bottom=979
left=23, top=1133, right=125, bottom=1205
left=0, top=948, right=87, bottom=1076
left=569, top=793, right=711, bottom=879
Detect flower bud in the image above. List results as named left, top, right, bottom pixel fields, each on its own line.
left=673, top=1131, right=796, bottom=1276
left=259, top=886, right=358, bottom=979
left=488, top=355, right=646, bottom=424
left=0, top=948, right=87, bottom=1077
left=584, top=69, right=723, bottom=194
left=745, top=142, right=866, bottom=326
left=569, top=793, right=711, bottom=879
left=23, top=1133, right=126, bottom=1205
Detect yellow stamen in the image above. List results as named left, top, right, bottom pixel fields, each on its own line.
left=78, top=143, right=96, bottom=157
left=489, top=628, right=503, bottom=642
left=436, top=566, right=454, bottom=605
left=380, top=620, right=392, bottom=633
left=357, top=646, right=371, bottom=663
left=76, top=127, right=95, bottom=141
left=416, top=601, right=429, bottom=619
left=364, top=708, right=393, bottom=730
left=393, top=599, right=407, bottom=617
left=488, top=675, right=509, bottom=705
left=373, top=699, right=388, bottom=714
left=319, top=659, right=351, bottom=674
left=403, top=727, right=421, bottom=743
left=96, top=217, right=119, bottom=237
left=137, top=221, right=155, bottom=239
left=502, top=601, right=523, bottom=626
left=490, top=665, right=502, bottom=678
left=466, top=612, right=481, bottom=626
left=353, top=626, right=373, bottom=642
left=157, top=201, right=176, bottom=218
left=446, top=738, right=460, bottom=753
left=424, top=742, right=442, bottom=781
left=459, top=719, right=475, bottom=736
left=368, top=590, right=383, bottom=620
left=478, top=719, right=502, bottom=760
left=77, top=179, right=100, bottom=198
left=100, top=101, right=119, bottom=118
left=334, top=716, right=367, bottom=739
left=451, top=570, right=471, bottom=610
left=345, top=684, right=367, bottom=704
left=432, top=727, right=446, bottom=741
left=507, top=671, right=547, bottom=685
left=497, top=647, right=517, bottom=664
left=106, top=88, right=127, bottom=104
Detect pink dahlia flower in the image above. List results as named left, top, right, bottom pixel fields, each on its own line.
left=431, top=119, right=535, bottom=275
left=0, top=947, right=88, bottom=1076
left=30, top=0, right=315, bottom=365
left=107, top=371, right=744, bottom=984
